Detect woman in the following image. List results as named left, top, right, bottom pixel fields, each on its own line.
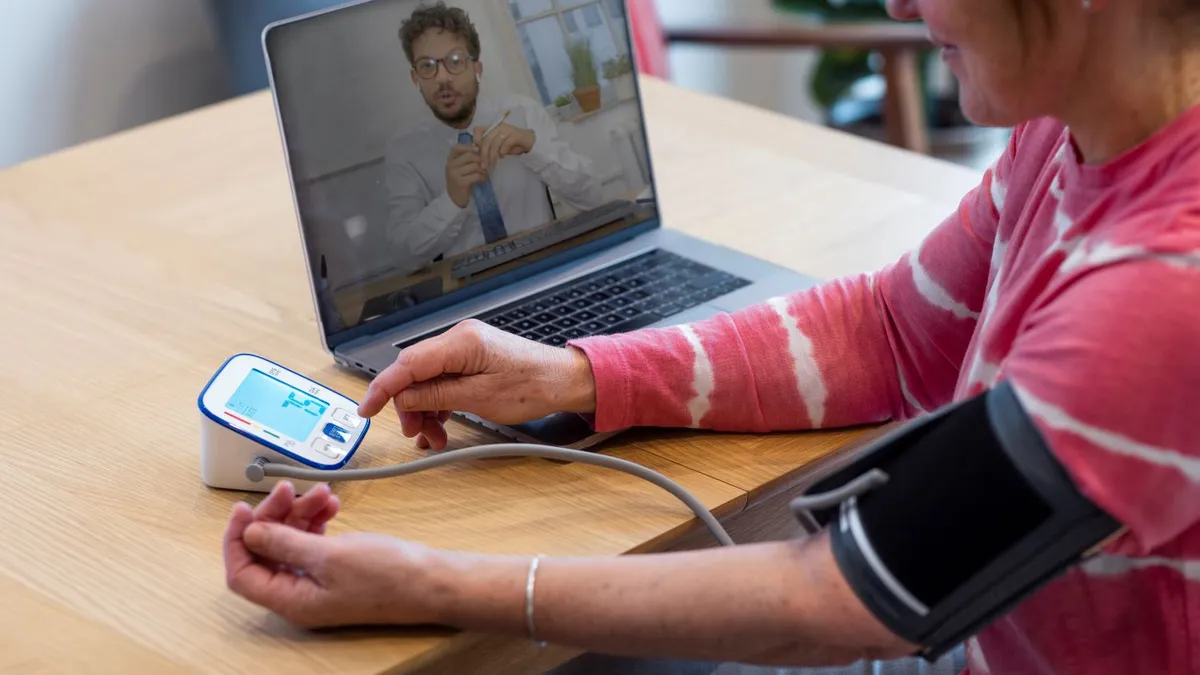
left=223, top=0, right=1200, bottom=673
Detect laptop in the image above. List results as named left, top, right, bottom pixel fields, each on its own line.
left=262, top=0, right=818, bottom=448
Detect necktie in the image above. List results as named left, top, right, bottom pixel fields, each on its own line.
left=457, top=132, right=508, bottom=243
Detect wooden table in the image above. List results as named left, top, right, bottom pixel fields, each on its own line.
left=0, top=76, right=981, bottom=674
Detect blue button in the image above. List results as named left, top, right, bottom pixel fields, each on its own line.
left=322, top=422, right=348, bottom=443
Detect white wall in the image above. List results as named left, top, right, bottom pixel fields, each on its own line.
left=0, top=0, right=227, bottom=169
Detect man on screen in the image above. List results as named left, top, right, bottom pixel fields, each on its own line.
left=383, top=1, right=605, bottom=268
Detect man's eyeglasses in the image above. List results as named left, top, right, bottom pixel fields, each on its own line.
left=413, top=49, right=475, bottom=79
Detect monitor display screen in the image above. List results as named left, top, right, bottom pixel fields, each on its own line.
left=266, top=0, right=658, bottom=340
left=225, top=369, right=330, bottom=441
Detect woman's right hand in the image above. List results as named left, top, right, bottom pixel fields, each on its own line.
left=355, top=319, right=597, bottom=450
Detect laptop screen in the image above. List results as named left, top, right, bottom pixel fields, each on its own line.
left=264, top=0, right=659, bottom=346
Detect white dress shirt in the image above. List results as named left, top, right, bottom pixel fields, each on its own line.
left=383, top=93, right=606, bottom=267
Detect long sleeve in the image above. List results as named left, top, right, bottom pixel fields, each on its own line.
left=383, top=153, right=472, bottom=262
left=518, top=100, right=607, bottom=211
left=569, top=128, right=1024, bottom=433
left=1003, top=253, right=1200, bottom=553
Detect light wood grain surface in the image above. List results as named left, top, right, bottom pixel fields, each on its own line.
left=0, top=75, right=981, bottom=674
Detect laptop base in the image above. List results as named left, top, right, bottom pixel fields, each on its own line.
left=335, top=228, right=819, bottom=449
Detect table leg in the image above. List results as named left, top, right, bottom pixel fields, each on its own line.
left=881, top=48, right=929, bottom=154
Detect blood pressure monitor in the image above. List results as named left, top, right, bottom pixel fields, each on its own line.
left=198, top=353, right=369, bottom=492
left=191, top=354, right=735, bottom=546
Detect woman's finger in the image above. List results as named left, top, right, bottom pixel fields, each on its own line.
left=234, top=524, right=328, bottom=617
left=361, top=334, right=467, bottom=418
left=223, top=502, right=258, bottom=585
left=420, top=416, right=449, bottom=450
left=286, top=484, right=333, bottom=531
left=308, top=495, right=341, bottom=534
left=399, top=408, right=424, bottom=437
left=243, top=522, right=328, bottom=571
left=254, top=481, right=296, bottom=523
left=416, top=410, right=453, bottom=449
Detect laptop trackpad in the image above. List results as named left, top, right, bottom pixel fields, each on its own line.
left=651, top=303, right=723, bottom=328
left=710, top=270, right=816, bottom=312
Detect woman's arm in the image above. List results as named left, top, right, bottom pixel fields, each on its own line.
left=355, top=132, right=1025, bottom=449
left=569, top=129, right=1021, bottom=433
left=433, top=530, right=915, bottom=666
left=225, top=492, right=917, bottom=668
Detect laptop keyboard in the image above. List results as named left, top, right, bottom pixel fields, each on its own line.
left=395, top=250, right=751, bottom=350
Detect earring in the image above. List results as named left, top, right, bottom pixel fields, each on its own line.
left=476, top=73, right=482, bottom=83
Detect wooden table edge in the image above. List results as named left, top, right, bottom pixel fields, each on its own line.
left=743, top=423, right=900, bottom=507
left=651, top=422, right=902, bottom=555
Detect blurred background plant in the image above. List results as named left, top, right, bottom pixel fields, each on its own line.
left=774, top=0, right=945, bottom=126
left=770, top=0, right=1000, bottom=158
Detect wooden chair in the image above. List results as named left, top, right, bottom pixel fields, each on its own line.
left=657, top=7, right=933, bottom=154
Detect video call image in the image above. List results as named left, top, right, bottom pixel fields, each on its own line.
left=268, top=0, right=658, bottom=333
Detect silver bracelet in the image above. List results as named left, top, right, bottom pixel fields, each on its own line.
left=525, top=554, right=546, bottom=647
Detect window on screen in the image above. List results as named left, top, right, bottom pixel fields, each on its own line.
left=509, top=0, right=630, bottom=106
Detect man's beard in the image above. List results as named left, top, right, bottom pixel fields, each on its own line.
left=428, top=86, right=477, bottom=126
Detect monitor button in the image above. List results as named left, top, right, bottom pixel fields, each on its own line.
left=332, top=408, right=362, bottom=429
left=311, top=439, right=343, bottom=460
left=322, top=423, right=348, bottom=443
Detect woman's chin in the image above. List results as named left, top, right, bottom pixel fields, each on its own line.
left=956, top=87, right=1010, bottom=129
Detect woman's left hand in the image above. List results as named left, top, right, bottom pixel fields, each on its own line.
left=223, top=481, right=444, bottom=629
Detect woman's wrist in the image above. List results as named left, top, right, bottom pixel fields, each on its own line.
left=420, top=548, right=529, bottom=633
left=546, top=346, right=597, bottom=415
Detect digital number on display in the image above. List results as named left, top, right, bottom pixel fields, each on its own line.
left=224, top=369, right=331, bottom=441
left=283, top=392, right=327, bottom=417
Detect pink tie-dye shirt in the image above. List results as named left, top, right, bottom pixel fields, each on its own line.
left=570, top=108, right=1200, bottom=674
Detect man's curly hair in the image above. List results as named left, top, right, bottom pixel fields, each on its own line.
left=398, top=2, right=482, bottom=64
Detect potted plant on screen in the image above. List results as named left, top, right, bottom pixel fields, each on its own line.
left=566, top=37, right=601, bottom=113
left=554, top=93, right=575, bottom=120
left=603, top=54, right=635, bottom=101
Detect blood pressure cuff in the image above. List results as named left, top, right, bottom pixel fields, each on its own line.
left=790, top=380, right=1123, bottom=661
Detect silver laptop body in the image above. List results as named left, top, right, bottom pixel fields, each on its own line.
left=262, top=0, right=817, bottom=448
